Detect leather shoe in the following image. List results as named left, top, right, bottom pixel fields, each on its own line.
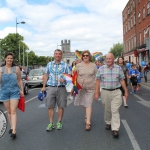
left=112, top=130, right=119, bottom=138
left=105, top=124, right=111, bottom=130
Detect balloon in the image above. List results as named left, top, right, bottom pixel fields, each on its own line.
left=126, top=63, right=131, bottom=68
left=141, top=61, right=146, bottom=66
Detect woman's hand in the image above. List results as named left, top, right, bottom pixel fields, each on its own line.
left=20, top=90, right=24, bottom=97
left=94, top=92, right=100, bottom=101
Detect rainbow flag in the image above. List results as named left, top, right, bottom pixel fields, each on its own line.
left=75, top=51, right=81, bottom=59
left=62, top=73, right=72, bottom=83
left=72, top=71, right=82, bottom=94
left=93, top=52, right=100, bottom=59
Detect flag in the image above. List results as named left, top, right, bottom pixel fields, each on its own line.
left=75, top=51, right=81, bottom=59
left=72, top=71, right=82, bottom=94
left=62, top=73, right=72, bottom=83
left=93, top=52, right=100, bottom=59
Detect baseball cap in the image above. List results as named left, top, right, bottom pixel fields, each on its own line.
left=38, top=91, right=47, bottom=101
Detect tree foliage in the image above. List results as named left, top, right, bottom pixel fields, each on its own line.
left=109, top=43, right=123, bottom=58
left=1, top=33, right=29, bottom=62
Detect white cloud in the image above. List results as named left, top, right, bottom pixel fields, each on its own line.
left=0, top=8, right=15, bottom=23
left=0, top=0, right=129, bottom=57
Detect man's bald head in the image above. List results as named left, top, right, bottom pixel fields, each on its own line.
left=106, top=53, right=114, bottom=60
left=106, top=53, right=115, bottom=67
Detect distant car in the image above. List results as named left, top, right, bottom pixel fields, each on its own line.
left=21, top=71, right=29, bottom=95
left=26, top=69, right=45, bottom=88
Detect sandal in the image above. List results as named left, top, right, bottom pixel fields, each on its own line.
left=86, top=124, right=91, bottom=131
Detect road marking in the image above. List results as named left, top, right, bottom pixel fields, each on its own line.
left=133, top=94, right=150, bottom=108
left=121, top=120, right=141, bottom=150
left=29, top=88, right=41, bottom=92
left=4, top=96, right=37, bottom=114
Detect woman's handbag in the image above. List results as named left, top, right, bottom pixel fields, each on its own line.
left=18, top=96, right=25, bottom=112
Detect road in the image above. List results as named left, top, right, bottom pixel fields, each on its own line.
left=0, top=86, right=150, bottom=150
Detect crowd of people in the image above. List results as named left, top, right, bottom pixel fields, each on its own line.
left=0, top=49, right=149, bottom=140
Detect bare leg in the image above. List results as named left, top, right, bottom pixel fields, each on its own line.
left=48, top=108, right=54, bottom=123
left=58, top=107, right=64, bottom=122
left=10, top=100, right=19, bottom=134
left=3, top=101, right=12, bottom=129
left=85, top=107, right=92, bottom=125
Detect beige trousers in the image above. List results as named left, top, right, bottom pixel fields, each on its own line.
left=101, top=89, right=122, bottom=131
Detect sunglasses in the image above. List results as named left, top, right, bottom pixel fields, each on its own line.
left=83, top=55, right=89, bottom=57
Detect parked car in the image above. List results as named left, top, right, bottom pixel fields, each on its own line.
left=26, top=69, right=45, bottom=88
left=21, top=71, right=29, bottom=95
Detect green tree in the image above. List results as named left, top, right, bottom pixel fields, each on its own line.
left=1, top=33, right=29, bottom=63
left=27, top=51, right=38, bottom=66
left=109, top=43, right=123, bottom=58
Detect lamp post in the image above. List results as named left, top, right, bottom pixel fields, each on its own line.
left=16, top=18, right=25, bottom=65
left=57, top=45, right=61, bottom=49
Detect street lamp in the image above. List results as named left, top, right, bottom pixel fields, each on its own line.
left=16, top=18, right=25, bottom=65
left=57, top=45, right=61, bottom=49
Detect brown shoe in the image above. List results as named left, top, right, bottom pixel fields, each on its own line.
left=105, top=124, right=111, bottom=130
left=112, top=130, right=119, bottom=138
left=86, top=124, right=91, bottom=131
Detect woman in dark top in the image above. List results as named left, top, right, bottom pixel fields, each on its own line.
left=117, top=57, right=128, bottom=108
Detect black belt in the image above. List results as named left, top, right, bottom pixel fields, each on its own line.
left=49, top=85, right=65, bottom=87
left=102, top=87, right=120, bottom=91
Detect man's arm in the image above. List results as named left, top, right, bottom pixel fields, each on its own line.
left=94, top=79, right=100, bottom=101
left=41, top=73, right=49, bottom=91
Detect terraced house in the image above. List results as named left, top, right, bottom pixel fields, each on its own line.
left=122, top=0, right=150, bottom=64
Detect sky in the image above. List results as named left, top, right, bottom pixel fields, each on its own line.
left=0, top=0, right=129, bottom=57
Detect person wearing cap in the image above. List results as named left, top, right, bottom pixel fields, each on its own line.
left=94, top=53, right=128, bottom=138
left=41, top=49, right=70, bottom=131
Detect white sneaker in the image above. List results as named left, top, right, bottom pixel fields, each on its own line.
left=69, top=96, right=73, bottom=100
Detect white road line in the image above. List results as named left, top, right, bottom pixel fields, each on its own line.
left=121, top=120, right=141, bottom=150
left=133, top=94, right=150, bottom=108
left=4, top=96, right=37, bottom=114
left=29, top=88, right=41, bottom=92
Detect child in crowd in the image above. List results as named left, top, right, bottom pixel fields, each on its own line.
left=129, top=64, right=139, bottom=94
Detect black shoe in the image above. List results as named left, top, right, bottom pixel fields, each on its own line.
left=124, top=104, right=128, bottom=108
left=9, top=129, right=13, bottom=134
left=10, top=133, right=16, bottom=139
left=112, top=130, right=119, bottom=138
left=105, top=124, right=111, bottom=130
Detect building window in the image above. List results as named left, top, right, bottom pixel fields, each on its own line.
left=144, top=29, right=146, bottom=43
left=138, top=0, right=140, bottom=4
left=133, top=14, right=136, bottom=25
left=138, top=12, right=141, bottom=23
left=130, top=4, right=132, bottom=12
left=143, top=8, right=145, bottom=19
left=147, top=2, right=150, bottom=15
left=134, top=36, right=136, bottom=47
left=140, top=32, right=141, bottom=45
left=128, top=8, right=130, bottom=15
left=126, top=24, right=128, bottom=33
left=133, top=0, right=135, bottom=8
left=131, top=17, right=133, bottom=28
left=128, top=21, right=130, bottom=30
left=129, top=39, right=130, bottom=51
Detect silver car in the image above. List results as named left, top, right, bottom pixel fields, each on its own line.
left=27, top=69, right=45, bottom=88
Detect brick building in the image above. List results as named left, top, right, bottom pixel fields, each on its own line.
left=122, top=0, right=150, bottom=64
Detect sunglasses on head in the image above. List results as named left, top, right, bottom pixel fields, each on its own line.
left=83, top=55, right=89, bottom=57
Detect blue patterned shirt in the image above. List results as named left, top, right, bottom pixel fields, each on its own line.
left=45, top=61, right=70, bottom=86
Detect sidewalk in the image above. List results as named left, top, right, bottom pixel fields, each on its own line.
left=140, top=71, right=150, bottom=90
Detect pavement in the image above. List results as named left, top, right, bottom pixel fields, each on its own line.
left=140, top=71, right=150, bottom=90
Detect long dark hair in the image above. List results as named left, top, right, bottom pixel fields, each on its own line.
left=117, top=56, right=125, bottom=65
left=1, top=52, right=16, bottom=67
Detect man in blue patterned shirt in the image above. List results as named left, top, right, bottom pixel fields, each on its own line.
left=42, top=49, right=70, bottom=131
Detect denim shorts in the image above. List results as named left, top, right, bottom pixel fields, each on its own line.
left=0, top=87, right=20, bottom=101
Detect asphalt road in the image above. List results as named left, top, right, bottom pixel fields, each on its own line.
left=0, top=85, right=150, bottom=150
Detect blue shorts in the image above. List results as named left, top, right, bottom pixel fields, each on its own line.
left=0, top=87, right=20, bottom=101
